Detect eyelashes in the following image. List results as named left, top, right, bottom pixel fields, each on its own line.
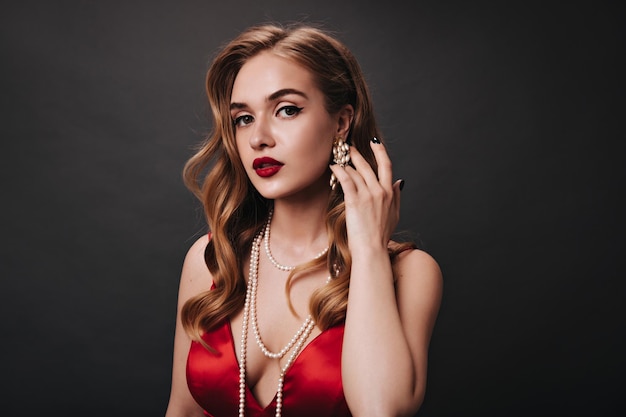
left=233, top=114, right=254, bottom=127
left=232, top=105, right=303, bottom=128
left=276, top=105, right=303, bottom=118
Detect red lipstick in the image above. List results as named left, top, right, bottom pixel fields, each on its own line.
left=253, top=157, right=284, bottom=178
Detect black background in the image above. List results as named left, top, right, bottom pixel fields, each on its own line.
left=2, top=1, right=624, bottom=416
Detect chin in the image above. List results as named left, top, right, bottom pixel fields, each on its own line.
left=251, top=184, right=288, bottom=200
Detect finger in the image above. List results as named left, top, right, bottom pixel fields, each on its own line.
left=346, top=144, right=379, bottom=186
left=330, top=163, right=360, bottom=196
left=392, top=179, right=404, bottom=214
left=370, top=138, right=393, bottom=189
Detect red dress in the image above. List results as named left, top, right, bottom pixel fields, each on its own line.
left=186, top=319, right=351, bottom=417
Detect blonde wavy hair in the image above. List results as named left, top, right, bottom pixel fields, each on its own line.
left=181, top=23, right=414, bottom=342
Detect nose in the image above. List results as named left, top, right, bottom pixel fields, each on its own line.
left=248, top=115, right=275, bottom=150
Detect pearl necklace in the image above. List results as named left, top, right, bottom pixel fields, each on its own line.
left=263, top=210, right=329, bottom=272
left=239, top=226, right=329, bottom=417
left=251, top=271, right=314, bottom=359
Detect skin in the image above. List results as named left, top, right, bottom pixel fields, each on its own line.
left=231, top=52, right=340, bottom=206
left=165, top=51, right=443, bottom=417
left=331, top=145, right=443, bottom=416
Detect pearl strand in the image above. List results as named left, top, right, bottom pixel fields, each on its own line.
left=263, top=210, right=329, bottom=272
left=238, top=232, right=261, bottom=417
left=274, top=319, right=316, bottom=417
left=251, top=260, right=314, bottom=359
left=239, top=227, right=329, bottom=417
left=255, top=212, right=316, bottom=358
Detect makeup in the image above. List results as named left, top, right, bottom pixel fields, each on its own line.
left=253, top=157, right=284, bottom=177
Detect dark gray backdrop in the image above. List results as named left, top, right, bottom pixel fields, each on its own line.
left=2, top=0, right=624, bottom=416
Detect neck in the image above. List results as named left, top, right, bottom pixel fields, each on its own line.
left=271, top=199, right=327, bottom=241
left=266, top=194, right=329, bottom=266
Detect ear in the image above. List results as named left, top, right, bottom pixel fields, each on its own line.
left=335, top=104, right=354, bottom=139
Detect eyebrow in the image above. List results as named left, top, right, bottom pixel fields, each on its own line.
left=230, top=88, right=309, bottom=111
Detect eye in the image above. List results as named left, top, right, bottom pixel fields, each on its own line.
left=276, top=105, right=302, bottom=118
left=233, top=114, right=254, bottom=127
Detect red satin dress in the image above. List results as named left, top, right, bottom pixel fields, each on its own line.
left=186, top=319, right=351, bottom=417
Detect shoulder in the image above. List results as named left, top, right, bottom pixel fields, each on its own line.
left=183, top=233, right=210, bottom=265
left=178, top=234, right=213, bottom=299
left=393, top=247, right=443, bottom=312
left=394, top=247, right=442, bottom=283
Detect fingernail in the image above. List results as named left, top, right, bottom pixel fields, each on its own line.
left=371, top=137, right=381, bottom=144
left=399, top=179, right=405, bottom=191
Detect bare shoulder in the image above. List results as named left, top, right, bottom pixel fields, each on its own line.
left=178, top=234, right=213, bottom=301
left=394, top=247, right=443, bottom=285
left=166, top=235, right=213, bottom=417
left=390, top=246, right=443, bottom=358
left=393, top=247, right=443, bottom=316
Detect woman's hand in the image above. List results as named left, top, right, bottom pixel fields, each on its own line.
left=329, top=138, right=404, bottom=253
left=335, top=140, right=440, bottom=416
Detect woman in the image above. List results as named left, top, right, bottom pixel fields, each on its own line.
left=165, top=22, right=443, bottom=417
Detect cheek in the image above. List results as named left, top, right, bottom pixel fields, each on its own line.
left=310, top=140, right=334, bottom=169
left=302, top=126, right=334, bottom=154
left=298, top=135, right=331, bottom=159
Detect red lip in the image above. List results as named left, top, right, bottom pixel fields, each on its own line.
left=253, top=157, right=284, bottom=178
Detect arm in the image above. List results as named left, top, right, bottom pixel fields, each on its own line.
left=330, top=142, right=443, bottom=417
left=165, top=235, right=213, bottom=417
left=344, top=247, right=442, bottom=417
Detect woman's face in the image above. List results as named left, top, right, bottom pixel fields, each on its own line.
left=230, top=51, right=350, bottom=201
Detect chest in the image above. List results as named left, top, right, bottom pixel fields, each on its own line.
left=186, top=321, right=350, bottom=417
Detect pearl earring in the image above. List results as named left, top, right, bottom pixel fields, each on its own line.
left=330, top=136, right=350, bottom=190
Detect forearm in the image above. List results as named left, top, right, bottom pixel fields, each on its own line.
left=342, top=245, right=417, bottom=417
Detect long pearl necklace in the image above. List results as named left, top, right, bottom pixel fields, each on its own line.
left=251, top=272, right=314, bottom=359
left=263, top=210, right=329, bottom=272
left=239, top=223, right=329, bottom=417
